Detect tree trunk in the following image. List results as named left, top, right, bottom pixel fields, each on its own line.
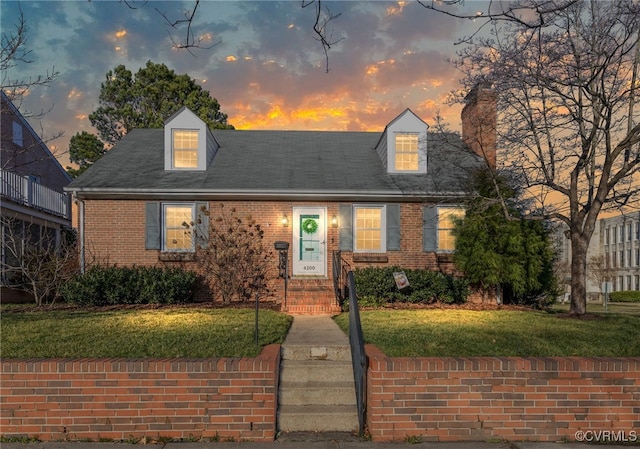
left=569, top=234, right=589, bottom=315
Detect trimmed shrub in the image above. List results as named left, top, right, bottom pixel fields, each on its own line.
left=353, top=266, right=469, bottom=307
left=61, top=266, right=197, bottom=306
left=609, top=291, right=640, bottom=302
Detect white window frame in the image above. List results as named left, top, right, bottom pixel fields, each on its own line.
left=353, top=205, right=387, bottom=253
left=162, top=203, right=196, bottom=252
left=172, top=129, right=199, bottom=169
left=437, top=207, right=465, bottom=252
left=394, top=132, right=420, bottom=171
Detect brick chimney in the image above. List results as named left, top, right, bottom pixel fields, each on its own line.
left=461, top=82, right=497, bottom=168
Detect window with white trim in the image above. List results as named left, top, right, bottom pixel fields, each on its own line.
left=172, top=129, right=199, bottom=168
left=394, top=133, right=419, bottom=171
left=163, top=204, right=195, bottom=251
left=437, top=207, right=464, bottom=252
left=354, top=205, right=386, bottom=252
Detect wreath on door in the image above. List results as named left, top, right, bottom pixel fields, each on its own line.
left=301, top=218, right=319, bottom=235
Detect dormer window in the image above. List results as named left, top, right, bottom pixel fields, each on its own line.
left=164, top=107, right=219, bottom=171
left=394, top=133, right=419, bottom=171
left=173, top=129, right=199, bottom=168
left=375, top=109, right=428, bottom=174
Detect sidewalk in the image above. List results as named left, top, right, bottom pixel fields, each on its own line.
left=1, top=440, right=636, bottom=448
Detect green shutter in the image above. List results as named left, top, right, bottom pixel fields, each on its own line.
left=195, top=202, right=209, bottom=249
left=339, top=204, right=353, bottom=251
left=145, top=202, right=161, bottom=250
left=423, top=206, right=438, bottom=252
left=386, top=204, right=401, bottom=251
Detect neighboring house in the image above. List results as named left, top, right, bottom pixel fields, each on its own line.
left=66, top=85, right=496, bottom=313
left=553, top=212, right=640, bottom=301
left=1, top=91, right=72, bottom=300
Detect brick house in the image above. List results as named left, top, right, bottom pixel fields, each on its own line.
left=1, top=91, right=72, bottom=301
left=66, top=86, right=496, bottom=313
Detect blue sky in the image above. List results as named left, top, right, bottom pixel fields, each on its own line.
left=1, top=0, right=488, bottom=162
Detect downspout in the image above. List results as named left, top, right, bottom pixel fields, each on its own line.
left=74, top=193, right=86, bottom=274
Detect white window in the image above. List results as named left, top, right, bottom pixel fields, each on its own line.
left=636, top=248, right=640, bottom=267
left=394, top=133, right=419, bottom=171
left=635, top=221, right=640, bottom=240
left=172, top=129, right=199, bottom=168
left=605, top=228, right=610, bottom=246
left=626, top=276, right=632, bottom=291
left=354, top=206, right=386, bottom=252
left=438, top=208, right=465, bottom=252
left=627, top=223, right=632, bottom=242
left=635, top=275, right=639, bottom=291
left=163, top=204, right=195, bottom=251
left=619, top=225, right=624, bottom=243
left=12, top=121, right=23, bottom=147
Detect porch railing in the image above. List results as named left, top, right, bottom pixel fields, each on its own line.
left=347, top=270, right=367, bottom=437
left=332, top=250, right=351, bottom=306
left=0, top=170, right=70, bottom=219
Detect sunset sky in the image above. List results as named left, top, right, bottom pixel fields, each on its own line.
left=1, top=0, right=490, bottom=163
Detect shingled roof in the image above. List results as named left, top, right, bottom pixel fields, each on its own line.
left=66, top=128, right=483, bottom=201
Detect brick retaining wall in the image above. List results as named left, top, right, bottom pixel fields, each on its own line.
left=366, top=345, right=640, bottom=442
left=0, top=345, right=280, bottom=442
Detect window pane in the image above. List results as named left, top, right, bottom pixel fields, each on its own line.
left=355, top=207, right=383, bottom=251
left=173, top=130, right=198, bottom=168
left=164, top=205, right=194, bottom=251
left=395, top=133, right=419, bottom=171
left=437, top=208, right=464, bottom=251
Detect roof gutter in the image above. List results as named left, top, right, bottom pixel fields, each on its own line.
left=64, top=187, right=468, bottom=203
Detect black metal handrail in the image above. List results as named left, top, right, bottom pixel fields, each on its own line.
left=332, top=250, right=351, bottom=306
left=347, top=270, right=366, bottom=437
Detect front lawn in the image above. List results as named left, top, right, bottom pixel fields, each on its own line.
left=0, top=306, right=293, bottom=358
left=334, top=308, right=640, bottom=357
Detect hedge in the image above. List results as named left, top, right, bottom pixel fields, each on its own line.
left=609, top=290, right=640, bottom=302
left=353, top=266, right=469, bottom=307
left=61, top=266, right=198, bottom=306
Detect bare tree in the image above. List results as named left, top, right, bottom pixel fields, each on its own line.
left=451, top=0, right=640, bottom=315
left=1, top=218, right=78, bottom=306
left=586, top=253, right=614, bottom=301
left=1, top=7, right=58, bottom=113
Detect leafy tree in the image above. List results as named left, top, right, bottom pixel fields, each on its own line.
left=453, top=169, right=557, bottom=307
left=66, top=131, right=105, bottom=178
left=450, top=0, right=640, bottom=315
left=89, top=60, right=233, bottom=146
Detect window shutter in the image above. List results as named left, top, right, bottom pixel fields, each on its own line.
left=145, top=202, right=161, bottom=250
left=195, top=202, right=209, bottom=249
left=423, top=206, right=437, bottom=252
left=339, top=204, right=353, bottom=251
left=386, top=204, right=401, bottom=251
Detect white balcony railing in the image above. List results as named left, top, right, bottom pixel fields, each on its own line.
left=0, top=170, right=71, bottom=220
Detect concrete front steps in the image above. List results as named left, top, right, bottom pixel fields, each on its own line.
left=277, top=317, right=358, bottom=433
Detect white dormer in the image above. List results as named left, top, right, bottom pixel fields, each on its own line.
left=164, top=107, right=219, bottom=171
left=375, top=109, right=428, bottom=174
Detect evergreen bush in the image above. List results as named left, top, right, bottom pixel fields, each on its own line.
left=353, top=266, right=469, bottom=306
left=609, top=291, right=640, bottom=302
left=61, top=266, right=197, bottom=306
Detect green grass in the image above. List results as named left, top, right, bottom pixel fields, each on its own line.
left=0, top=307, right=293, bottom=358
left=334, top=308, right=640, bottom=357
left=552, top=301, right=640, bottom=315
